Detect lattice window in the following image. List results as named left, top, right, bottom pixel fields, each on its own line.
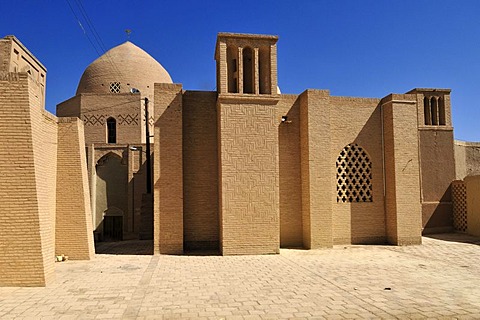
left=336, top=144, right=372, bottom=203
left=109, top=82, right=121, bottom=93
left=452, top=182, right=467, bottom=232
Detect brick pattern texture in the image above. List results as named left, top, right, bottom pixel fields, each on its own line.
left=182, top=91, right=219, bottom=250
left=0, top=73, right=56, bottom=286
left=218, top=102, right=279, bottom=255
left=153, top=83, right=184, bottom=254
left=277, top=95, right=302, bottom=248
left=330, top=96, right=386, bottom=245
left=56, top=117, right=95, bottom=259
left=299, top=90, right=334, bottom=248
left=382, top=95, right=422, bottom=245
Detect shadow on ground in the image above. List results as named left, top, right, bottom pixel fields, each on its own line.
left=183, top=250, right=221, bottom=256
left=95, top=240, right=153, bottom=255
left=424, top=232, right=480, bottom=245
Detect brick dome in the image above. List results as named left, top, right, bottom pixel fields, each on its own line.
left=76, top=41, right=172, bottom=98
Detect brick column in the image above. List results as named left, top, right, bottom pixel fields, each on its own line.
left=217, top=96, right=280, bottom=255
left=270, top=44, right=278, bottom=95
left=254, top=47, right=259, bottom=94
left=217, top=42, right=228, bottom=94
left=56, top=117, right=94, bottom=260
left=153, top=83, right=184, bottom=254
left=299, top=89, right=333, bottom=248
left=238, top=47, right=243, bottom=94
left=382, top=94, right=422, bottom=245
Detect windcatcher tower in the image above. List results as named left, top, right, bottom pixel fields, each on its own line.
left=408, top=88, right=455, bottom=233
left=215, top=33, right=280, bottom=254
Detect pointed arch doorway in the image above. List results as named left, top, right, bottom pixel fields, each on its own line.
left=95, top=152, right=128, bottom=241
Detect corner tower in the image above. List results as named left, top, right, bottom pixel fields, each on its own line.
left=408, top=88, right=455, bottom=234
left=215, top=33, right=280, bottom=255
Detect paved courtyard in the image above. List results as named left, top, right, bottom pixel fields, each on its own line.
left=1, top=233, right=480, bottom=319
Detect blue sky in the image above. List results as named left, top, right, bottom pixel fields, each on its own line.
left=2, top=1, right=480, bottom=140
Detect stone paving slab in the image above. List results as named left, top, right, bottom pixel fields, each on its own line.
left=1, top=234, right=480, bottom=319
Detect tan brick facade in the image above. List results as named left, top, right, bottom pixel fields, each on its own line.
left=0, top=37, right=93, bottom=287
left=382, top=95, right=423, bottom=245
left=0, top=73, right=55, bottom=286
left=1, top=32, right=462, bottom=285
left=153, top=83, right=184, bottom=254
left=217, top=100, right=280, bottom=255
left=149, top=33, right=455, bottom=254
left=183, top=92, right=219, bottom=250
left=56, top=117, right=94, bottom=260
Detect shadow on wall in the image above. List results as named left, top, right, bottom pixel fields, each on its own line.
left=154, top=88, right=184, bottom=255
left=423, top=187, right=453, bottom=233
left=278, top=99, right=303, bottom=248
left=95, top=152, right=128, bottom=241
left=182, top=91, right=220, bottom=253
left=349, top=107, right=387, bottom=244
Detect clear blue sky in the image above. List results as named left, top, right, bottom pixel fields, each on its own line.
left=2, top=1, right=480, bottom=140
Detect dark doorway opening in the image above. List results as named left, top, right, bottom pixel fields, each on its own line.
left=103, top=216, right=123, bottom=241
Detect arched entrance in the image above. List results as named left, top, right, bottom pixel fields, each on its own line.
left=95, top=152, right=127, bottom=241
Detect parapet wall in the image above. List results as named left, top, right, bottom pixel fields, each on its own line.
left=454, top=140, right=480, bottom=180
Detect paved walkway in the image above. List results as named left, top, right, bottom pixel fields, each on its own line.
left=1, top=234, right=480, bottom=319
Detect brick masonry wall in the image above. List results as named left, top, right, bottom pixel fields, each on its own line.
left=330, top=96, right=385, bottom=244
left=277, top=95, right=303, bottom=247
left=56, top=117, right=94, bottom=259
left=382, top=95, right=422, bottom=245
left=182, top=91, right=219, bottom=250
left=217, top=100, right=279, bottom=255
left=56, top=95, right=81, bottom=118
left=30, top=88, right=58, bottom=285
left=0, top=38, right=12, bottom=72
left=411, top=90, right=455, bottom=233
left=300, top=90, right=333, bottom=248
left=57, top=94, right=144, bottom=145
left=454, top=141, right=480, bottom=180
left=299, top=93, right=312, bottom=248
left=464, top=175, right=480, bottom=237
left=383, top=98, right=397, bottom=243
left=419, top=129, right=455, bottom=233
left=154, top=83, right=184, bottom=254
left=0, top=73, right=55, bottom=286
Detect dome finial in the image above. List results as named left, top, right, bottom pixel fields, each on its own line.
left=125, top=29, right=132, bottom=41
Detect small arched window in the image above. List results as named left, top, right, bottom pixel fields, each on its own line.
left=336, top=143, right=372, bottom=203
left=106, top=117, right=116, bottom=144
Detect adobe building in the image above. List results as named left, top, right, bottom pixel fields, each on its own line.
left=0, top=32, right=466, bottom=286
left=0, top=35, right=94, bottom=286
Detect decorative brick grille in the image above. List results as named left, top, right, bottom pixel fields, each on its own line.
left=336, top=143, right=372, bottom=203
left=117, top=113, right=139, bottom=125
left=83, top=114, right=106, bottom=126
left=452, top=181, right=467, bottom=232
left=83, top=113, right=138, bottom=126
left=109, top=82, right=121, bottom=93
